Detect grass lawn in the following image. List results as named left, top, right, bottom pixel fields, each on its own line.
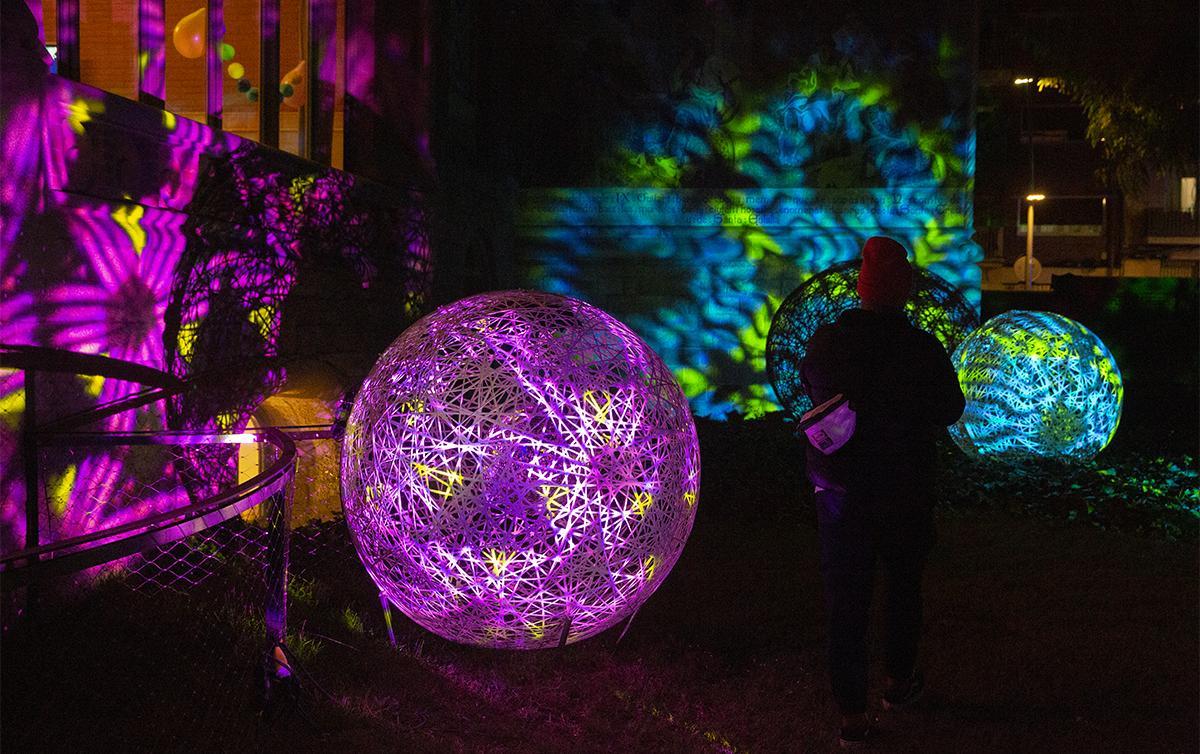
left=2, top=418, right=1196, bottom=753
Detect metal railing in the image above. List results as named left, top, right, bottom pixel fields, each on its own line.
left=0, top=345, right=297, bottom=649
left=1144, top=208, right=1200, bottom=240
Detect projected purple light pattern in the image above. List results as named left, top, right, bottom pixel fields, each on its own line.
left=49, top=201, right=184, bottom=370
left=341, top=291, right=700, bottom=649
left=138, top=0, right=166, bottom=104
left=1, top=68, right=430, bottom=554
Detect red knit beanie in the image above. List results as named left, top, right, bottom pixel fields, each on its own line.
left=857, top=236, right=913, bottom=309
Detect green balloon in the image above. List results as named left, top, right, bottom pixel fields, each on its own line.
left=220, top=43, right=236, bottom=61
left=247, top=87, right=259, bottom=102
left=280, top=83, right=294, bottom=97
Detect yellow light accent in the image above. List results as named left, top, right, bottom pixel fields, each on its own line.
left=541, top=484, right=569, bottom=516
left=66, top=97, right=104, bottom=135
left=162, top=111, right=177, bottom=130
left=289, top=175, right=315, bottom=204
left=471, top=316, right=492, bottom=333
left=1013, top=77, right=1034, bottom=85
left=1026, top=193, right=1046, bottom=202
left=248, top=305, right=275, bottom=341
left=397, top=398, right=425, bottom=425
left=643, top=554, right=660, bottom=581
left=525, top=620, right=547, bottom=640
left=631, top=490, right=653, bottom=517
left=483, top=548, right=516, bottom=575
left=0, top=387, right=26, bottom=429
left=111, top=204, right=147, bottom=255
left=483, top=625, right=508, bottom=641
left=583, top=390, right=611, bottom=423
left=413, top=462, right=463, bottom=498
left=50, top=465, right=78, bottom=516
left=176, top=322, right=199, bottom=364
left=81, top=373, right=105, bottom=397
left=216, top=411, right=239, bottom=430
left=684, top=490, right=697, bottom=507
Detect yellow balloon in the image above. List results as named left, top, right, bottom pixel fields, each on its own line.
left=282, top=60, right=306, bottom=108
left=173, top=8, right=206, bottom=59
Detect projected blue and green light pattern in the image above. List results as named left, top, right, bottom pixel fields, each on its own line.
left=518, top=45, right=980, bottom=417
left=951, top=311, right=1123, bottom=460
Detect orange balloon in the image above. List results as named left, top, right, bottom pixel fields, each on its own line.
left=281, top=60, right=307, bottom=108
left=173, top=8, right=206, bottom=59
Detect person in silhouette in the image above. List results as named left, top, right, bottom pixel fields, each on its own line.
left=801, top=236, right=965, bottom=748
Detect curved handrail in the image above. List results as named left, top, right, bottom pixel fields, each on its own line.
left=1, top=344, right=187, bottom=433
left=0, top=428, right=297, bottom=588
left=0, top=346, right=300, bottom=591
left=40, top=384, right=185, bottom=434
left=0, top=344, right=183, bottom=389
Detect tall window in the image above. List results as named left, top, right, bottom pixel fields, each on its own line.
left=40, top=0, right=344, bottom=168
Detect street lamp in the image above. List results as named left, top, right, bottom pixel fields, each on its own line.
left=1024, top=193, right=1045, bottom=289
left=1014, top=77, right=1043, bottom=290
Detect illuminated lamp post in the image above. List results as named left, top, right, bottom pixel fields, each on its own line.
left=1013, top=76, right=1043, bottom=290
left=1025, top=193, right=1045, bottom=289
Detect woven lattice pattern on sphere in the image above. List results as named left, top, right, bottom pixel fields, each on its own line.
left=341, top=291, right=700, bottom=649
left=950, top=310, right=1123, bottom=460
left=766, top=261, right=978, bottom=417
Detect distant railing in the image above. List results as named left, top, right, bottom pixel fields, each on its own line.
left=1144, top=208, right=1200, bottom=240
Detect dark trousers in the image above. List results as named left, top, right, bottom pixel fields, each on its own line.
left=815, top=488, right=934, bottom=715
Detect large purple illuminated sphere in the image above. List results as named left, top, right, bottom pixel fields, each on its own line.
left=341, top=291, right=700, bottom=649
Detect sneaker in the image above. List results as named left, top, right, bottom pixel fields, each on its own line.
left=837, top=721, right=874, bottom=749
left=881, top=669, right=925, bottom=711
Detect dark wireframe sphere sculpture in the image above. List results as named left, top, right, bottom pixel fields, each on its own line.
left=949, top=310, right=1123, bottom=460
left=766, top=261, right=978, bottom=417
left=341, top=291, right=700, bottom=649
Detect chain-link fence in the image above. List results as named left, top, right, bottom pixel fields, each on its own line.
left=288, top=434, right=357, bottom=582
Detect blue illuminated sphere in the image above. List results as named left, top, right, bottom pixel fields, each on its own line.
left=950, top=311, right=1123, bottom=460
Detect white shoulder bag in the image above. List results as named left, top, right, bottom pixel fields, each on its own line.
left=799, top=393, right=856, bottom=455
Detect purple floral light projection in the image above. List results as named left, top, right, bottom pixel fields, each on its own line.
left=0, top=27, right=430, bottom=556
left=49, top=200, right=184, bottom=369
left=0, top=77, right=204, bottom=553
left=341, top=291, right=701, bottom=649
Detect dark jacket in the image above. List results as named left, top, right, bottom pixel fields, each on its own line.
left=800, top=308, right=964, bottom=508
